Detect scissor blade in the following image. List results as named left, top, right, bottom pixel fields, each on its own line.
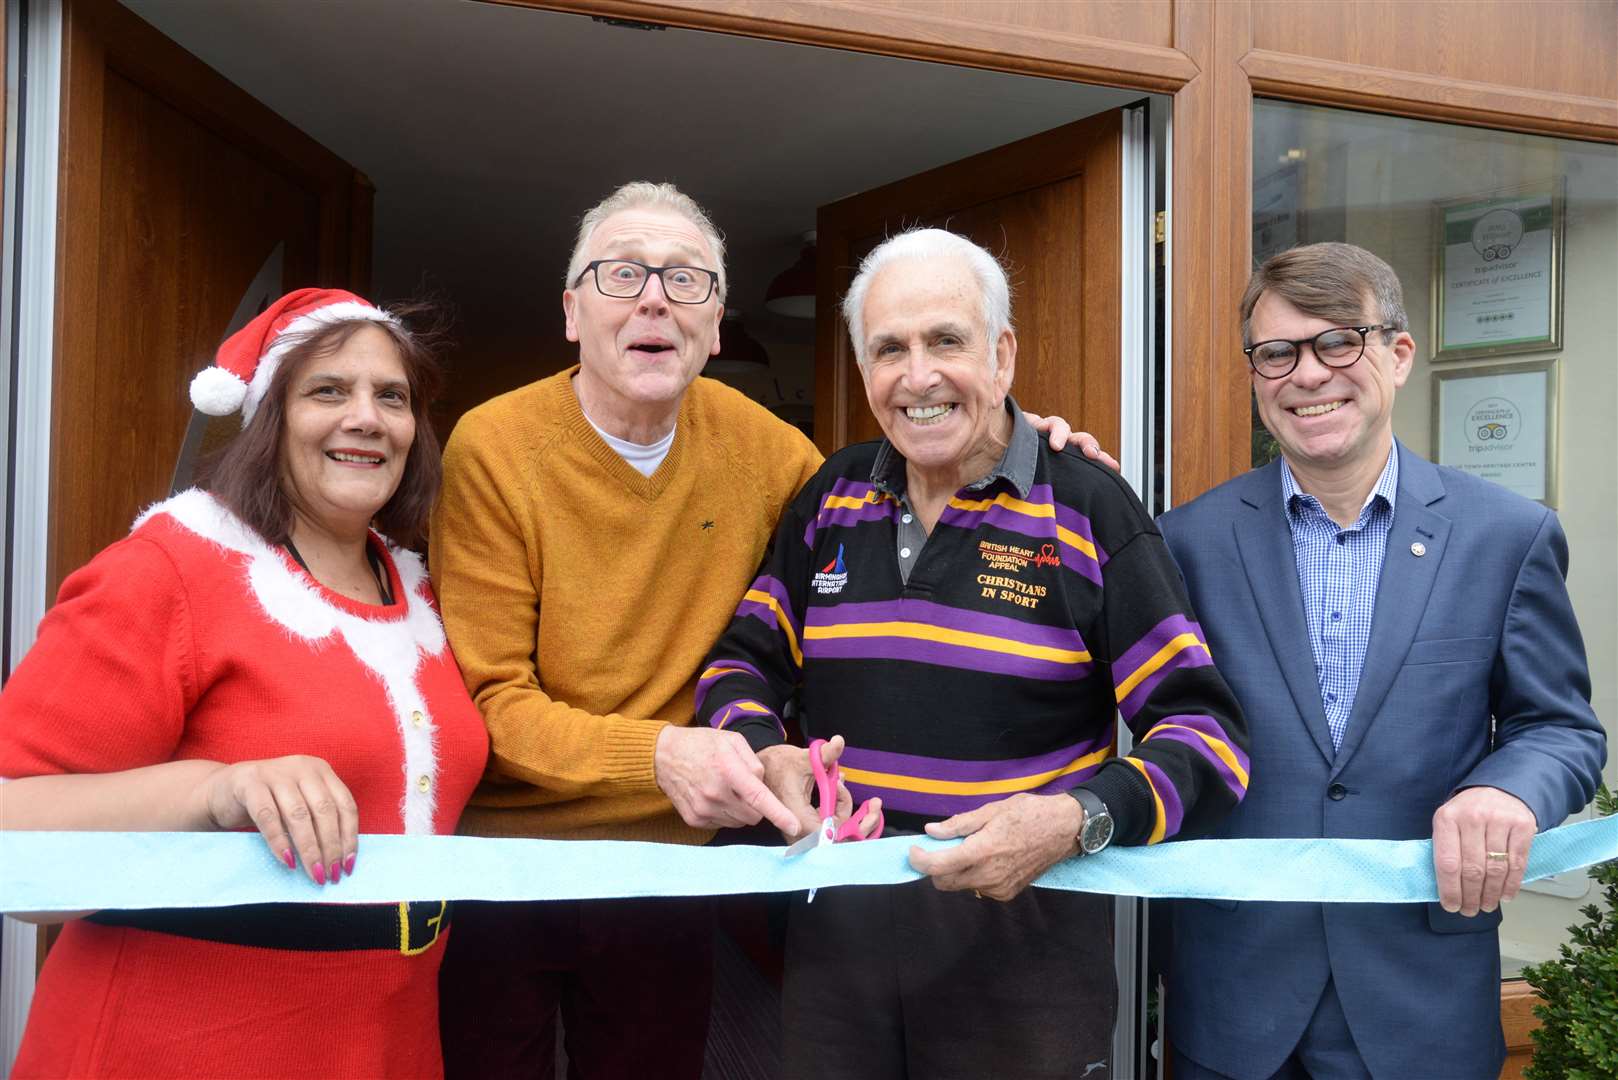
left=783, top=831, right=821, bottom=859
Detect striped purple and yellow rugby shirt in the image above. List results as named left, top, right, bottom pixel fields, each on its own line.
left=694, top=436, right=1249, bottom=845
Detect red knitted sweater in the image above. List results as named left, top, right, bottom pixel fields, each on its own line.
left=0, top=490, right=488, bottom=1078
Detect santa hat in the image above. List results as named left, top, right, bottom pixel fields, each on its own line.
left=189, top=288, right=399, bottom=422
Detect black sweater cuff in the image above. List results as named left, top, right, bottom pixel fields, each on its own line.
left=734, top=719, right=786, bottom=756
left=1076, top=761, right=1159, bottom=847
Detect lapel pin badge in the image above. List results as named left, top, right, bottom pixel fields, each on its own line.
left=1410, top=542, right=1427, bottom=557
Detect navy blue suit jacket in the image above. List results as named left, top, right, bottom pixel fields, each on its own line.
left=1159, top=443, right=1605, bottom=1080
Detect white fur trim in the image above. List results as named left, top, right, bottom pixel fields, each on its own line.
left=190, top=367, right=249, bottom=416
left=139, top=489, right=444, bottom=834
left=241, top=302, right=399, bottom=423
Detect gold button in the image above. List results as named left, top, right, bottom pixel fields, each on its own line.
left=411, top=711, right=425, bottom=728
left=417, top=775, right=431, bottom=793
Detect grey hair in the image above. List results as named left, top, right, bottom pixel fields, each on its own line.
left=565, top=181, right=728, bottom=302
left=1240, top=242, right=1407, bottom=346
left=840, top=228, right=1013, bottom=368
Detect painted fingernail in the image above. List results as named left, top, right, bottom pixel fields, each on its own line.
left=330, top=860, right=342, bottom=884
left=344, top=853, right=357, bottom=875
left=311, top=861, right=326, bottom=886
left=282, top=849, right=296, bottom=870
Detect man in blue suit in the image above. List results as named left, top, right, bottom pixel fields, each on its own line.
left=1161, top=242, right=1606, bottom=1079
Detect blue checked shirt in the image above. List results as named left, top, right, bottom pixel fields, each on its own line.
left=1281, top=449, right=1399, bottom=750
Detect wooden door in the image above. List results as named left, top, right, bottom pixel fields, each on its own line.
left=813, top=110, right=1122, bottom=456
left=49, top=0, right=373, bottom=595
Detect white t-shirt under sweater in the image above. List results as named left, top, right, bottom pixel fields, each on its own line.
left=583, top=412, right=675, bottom=477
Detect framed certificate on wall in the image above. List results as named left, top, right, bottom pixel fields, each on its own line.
left=1432, top=179, right=1564, bottom=361
left=1432, top=359, right=1559, bottom=506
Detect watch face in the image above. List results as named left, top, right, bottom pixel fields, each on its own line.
left=1082, top=813, right=1114, bottom=854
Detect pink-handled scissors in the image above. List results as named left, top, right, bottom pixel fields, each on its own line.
left=783, top=738, right=884, bottom=862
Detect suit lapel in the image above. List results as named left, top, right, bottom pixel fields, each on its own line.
left=1332, top=445, right=1451, bottom=773
left=1232, top=463, right=1336, bottom=764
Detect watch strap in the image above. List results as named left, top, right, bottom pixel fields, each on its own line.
left=1067, top=787, right=1112, bottom=855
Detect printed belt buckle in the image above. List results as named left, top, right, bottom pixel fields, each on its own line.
left=398, top=900, right=449, bottom=955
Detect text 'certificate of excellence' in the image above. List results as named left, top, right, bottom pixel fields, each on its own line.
left=1435, top=363, right=1555, bottom=505
left=1436, top=185, right=1561, bottom=359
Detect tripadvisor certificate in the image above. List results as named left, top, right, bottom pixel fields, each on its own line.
left=1435, top=184, right=1561, bottom=359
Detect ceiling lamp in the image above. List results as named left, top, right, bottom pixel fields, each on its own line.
left=765, top=231, right=816, bottom=319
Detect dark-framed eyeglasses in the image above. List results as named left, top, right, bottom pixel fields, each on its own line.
left=1243, top=325, right=1396, bottom=379
left=573, top=259, right=719, bottom=305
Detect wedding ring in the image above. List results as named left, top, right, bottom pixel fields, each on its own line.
left=1485, top=851, right=1510, bottom=862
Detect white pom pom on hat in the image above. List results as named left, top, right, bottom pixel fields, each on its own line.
left=189, top=288, right=398, bottom=421
left=188, top=366, right=248, bottom=416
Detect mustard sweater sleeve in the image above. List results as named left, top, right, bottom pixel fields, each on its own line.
left=431, top=410, right=667, bottom=799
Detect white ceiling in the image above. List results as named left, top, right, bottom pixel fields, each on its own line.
left=123, top=0, right=1140, bottom=351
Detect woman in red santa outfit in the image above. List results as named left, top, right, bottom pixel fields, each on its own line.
left=0, top=289, right=489, bottom=1079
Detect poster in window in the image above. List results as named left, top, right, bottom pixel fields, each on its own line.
left=1432, top=179, right=1564, bottom=361
left=1432, top=360, right=1558, bottom=506
left=1252, top=162, right=1300, bottom=265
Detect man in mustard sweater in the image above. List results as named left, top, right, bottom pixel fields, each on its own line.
left=431, top=182, right=1105, bottom=1079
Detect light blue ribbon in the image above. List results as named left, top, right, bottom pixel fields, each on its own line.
left=2, top=816, right=1612, bottom=913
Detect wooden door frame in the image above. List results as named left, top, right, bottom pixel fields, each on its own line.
left=486, top=0, right=1616, bottom=511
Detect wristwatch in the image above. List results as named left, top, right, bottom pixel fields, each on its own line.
left=1067, top=787, right=1114, bottom=856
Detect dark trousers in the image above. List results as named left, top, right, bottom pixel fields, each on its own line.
left=439, top=896, right=715, bottom=1080
left=782, top=881, right=1116, bottom=1080
left=1172, top=979, right=1372, bottom=1080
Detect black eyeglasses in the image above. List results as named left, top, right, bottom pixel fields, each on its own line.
left=1243, top=325, right=1397, bottom=379
left=573, top=259, right=719, bottom=305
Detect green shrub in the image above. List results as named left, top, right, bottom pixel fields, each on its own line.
left=1522, top=785, right=1617, bottom=1080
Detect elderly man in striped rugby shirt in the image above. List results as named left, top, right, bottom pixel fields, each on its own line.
left=694, top=227, right=1249, bottom=1080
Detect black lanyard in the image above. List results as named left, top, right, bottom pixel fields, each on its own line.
left=283, top=538, right=395, bottom=606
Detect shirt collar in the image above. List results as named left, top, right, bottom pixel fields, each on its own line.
left=1280, top=444, right=1400, bottom=526
left=871, top=395, right=1036, bottom=500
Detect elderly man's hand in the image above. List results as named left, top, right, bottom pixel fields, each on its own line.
left=907, top=792, right=1083, bottom=901
left=1432, top=786, right=1538, bottom=916
left=1021, top=412, right=1121, bottom=471
left=758, top=736, right=854, bottom=842
left=654, top=725, right=801, bottom=835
